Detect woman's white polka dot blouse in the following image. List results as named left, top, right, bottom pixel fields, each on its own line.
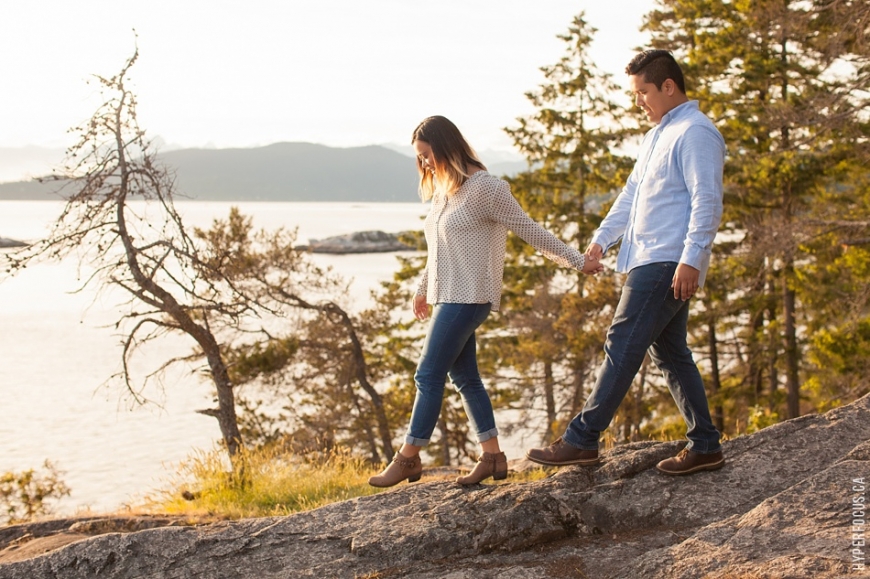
left=416, top=171, right=586, bottom=312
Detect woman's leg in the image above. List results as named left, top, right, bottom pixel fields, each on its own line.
left=405, top=303, right=492, bottom=447
left=371, top=303, right=491, bottom=487
left=445, top=303, right=499, bottom=449
left=445, top=303, right=509, bottom=484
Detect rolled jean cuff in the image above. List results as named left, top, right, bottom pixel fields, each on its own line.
left=686, top=442, right=722, bottom=454
left=476, top=427, right=499, bottom=443
left=404, top=434, right=431, bottom=447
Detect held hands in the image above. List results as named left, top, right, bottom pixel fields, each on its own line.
left=582, top=243, right=605, bottom=275
left=672, top=263, right=701, bottom=301
left=413, top=294, right=431, bottom=321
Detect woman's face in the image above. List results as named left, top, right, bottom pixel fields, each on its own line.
left=413, top=140, right=437, bottom=175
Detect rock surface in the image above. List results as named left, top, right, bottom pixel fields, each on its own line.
left=297, top=230, right=415, bottom=254
left=1, top=395, right=868, bottom=578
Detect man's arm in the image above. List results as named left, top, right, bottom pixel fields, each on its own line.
left=674, top=123, right=725, bottom=299
left=589, top=130, right=653, bottom=254
left=590, top=168, right=639, bottom=254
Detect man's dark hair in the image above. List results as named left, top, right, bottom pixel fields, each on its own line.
left=626, top=50, right=686, bottom=93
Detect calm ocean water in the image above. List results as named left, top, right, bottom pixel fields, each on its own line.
left=0, top=200, right=427, bottom=514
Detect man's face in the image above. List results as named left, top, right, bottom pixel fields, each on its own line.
left=629, top=74, right=673, bottom=124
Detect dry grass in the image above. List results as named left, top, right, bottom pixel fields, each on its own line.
left=142, top=446, right=551, bottom=519
left=143, top=445, right=383, bottom=519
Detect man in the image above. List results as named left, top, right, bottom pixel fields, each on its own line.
left=526, top=49, right=726, bottom=475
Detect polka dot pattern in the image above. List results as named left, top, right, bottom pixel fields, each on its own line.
left=416, top=171, right=586, bottom=312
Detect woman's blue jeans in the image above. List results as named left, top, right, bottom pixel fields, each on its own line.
left=405, top=302, right=497, bottom=446
left=563, top=262, right=722, bottom=454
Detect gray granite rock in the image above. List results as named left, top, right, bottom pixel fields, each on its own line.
left=297, top=230, right=415, bottom=254
left=0, top=238, right=27, bottom=248
left=1, top=394, right=868, bottom=578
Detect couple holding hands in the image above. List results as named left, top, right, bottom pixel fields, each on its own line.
left=369, top=49, right=726, bottom=488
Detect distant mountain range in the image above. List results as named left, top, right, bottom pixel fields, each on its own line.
left=0, top=142, right=527, bottom=202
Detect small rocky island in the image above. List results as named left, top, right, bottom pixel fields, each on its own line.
left=0, top=237, right=27, bottom=248
left=297, top=230, right=416, bottom=254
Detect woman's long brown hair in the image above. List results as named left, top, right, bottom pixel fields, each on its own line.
left=412, top=116, right=486, bottom=201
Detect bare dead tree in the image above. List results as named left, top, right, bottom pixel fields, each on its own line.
left=194, top=208, right=396, bottom=462
left=6, top=48, right=334, bottom=463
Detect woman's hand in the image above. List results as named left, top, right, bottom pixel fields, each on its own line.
left=413, top=294, right=430, bottom=320
left=581, top=256, right=604, bottom=275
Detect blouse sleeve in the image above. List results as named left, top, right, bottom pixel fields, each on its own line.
left=486, top=178, right=586, bottom=271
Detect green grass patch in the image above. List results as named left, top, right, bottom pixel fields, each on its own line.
left=145, top=445, right=383, bottom=519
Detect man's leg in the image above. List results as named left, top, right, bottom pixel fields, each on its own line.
left=649, top=298, right=725, bottom=475
left=648, top=299, right=721, bottom=454
left=527, top=262, right=680, bottom=465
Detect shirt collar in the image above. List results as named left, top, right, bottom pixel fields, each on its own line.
left=659, top=100, right=699, bottom=128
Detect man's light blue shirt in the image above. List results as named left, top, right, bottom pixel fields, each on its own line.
left=591, top=100, right=725, bottom=287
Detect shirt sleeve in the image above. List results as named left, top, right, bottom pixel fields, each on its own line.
left=678, top=124, right=725, bottom=269
left=590, top=132, right=650, bottom=253
left=486, top=178, right=586, bottom=271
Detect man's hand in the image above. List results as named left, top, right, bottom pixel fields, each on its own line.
left=413, top=294, right=430, bottom=320
left=585, top=243, right=604, bottom=261
left=672, top=263, right=701, bottom=301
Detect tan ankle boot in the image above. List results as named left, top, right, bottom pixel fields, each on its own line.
left=368, top=453, right=423, bottom=488
left=456, top=451, right=508, bottom=485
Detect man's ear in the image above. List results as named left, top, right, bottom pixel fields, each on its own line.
left=663, top=78, right=676, bottom=96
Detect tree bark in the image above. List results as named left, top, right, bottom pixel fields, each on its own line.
left=543, top=361, right=557, bottom=442
left=783, top=261, right=801, bottom=418
left=321, top=303, right=394, bottom=461
left=707, top=316, right=725, bottom=433
left=111, top=106, right=242, bottom=458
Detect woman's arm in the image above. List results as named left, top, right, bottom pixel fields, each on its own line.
left=487, top=178, right=599, bottom=273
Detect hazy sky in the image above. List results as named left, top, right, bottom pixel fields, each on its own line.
left=1, top=0, right=653, bottom=157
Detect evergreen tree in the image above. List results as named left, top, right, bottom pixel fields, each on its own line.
left=494, top=13, right=633, bottom=442
left=644, top=0, right=870, bottom=422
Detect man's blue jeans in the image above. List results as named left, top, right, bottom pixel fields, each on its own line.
left=564, top=262, right=722, bottom=453
left=405, top=302, right=497, bottom=446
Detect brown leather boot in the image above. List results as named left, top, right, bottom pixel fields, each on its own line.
left=368, top=453, right=423, bottom=487
left=456, top=451, right=508, bottom=485
left=525, top=437, right=600, bottom=466
left=656, top=448, right=724, bottom=475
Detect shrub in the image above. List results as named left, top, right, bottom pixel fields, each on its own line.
left=0, top=461, right=71, bottom=524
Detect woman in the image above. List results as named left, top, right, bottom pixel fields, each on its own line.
left=368, top=116, right=601, bottom=488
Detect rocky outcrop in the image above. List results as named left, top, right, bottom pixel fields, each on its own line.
left=0, top=516, right=213, bottom=565
left=296, top=230, right=415, bottom=254
left=1, top=394, right=868, bottom=578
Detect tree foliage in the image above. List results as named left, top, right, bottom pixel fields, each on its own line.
left=0, top=462, right=70, bottom=525
left=642, top=0, right=870, bottom=425
left=489, top=14, right=633, bottom=444
left=225, top=251, right=427, bottom=463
